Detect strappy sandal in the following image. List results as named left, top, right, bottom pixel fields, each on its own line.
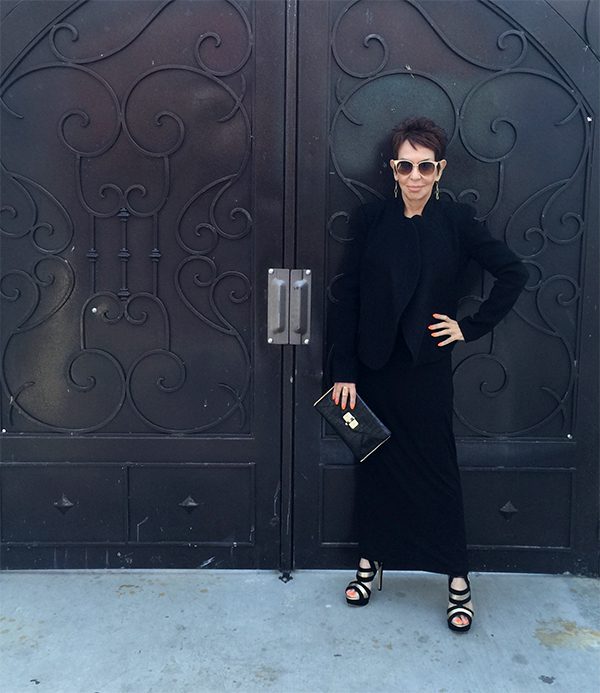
left=447, top=575, right=474, bottom=632
left=345, top=559, right=383, bottom=607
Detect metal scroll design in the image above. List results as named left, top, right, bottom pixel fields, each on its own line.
left=326, top=0, right=595, bottom=436
left=1, top=0, right=254, bottom=433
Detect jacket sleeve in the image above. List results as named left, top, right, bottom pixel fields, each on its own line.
left=457, top=203, right=529, bottom=343
left=328, top=203, right=370, bottom=383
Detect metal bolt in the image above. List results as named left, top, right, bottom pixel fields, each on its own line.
left=567, top=433, right=573, bottom=440
left=1, top=429, right=6, bottom=433
left=305, top=269, right=311, bottom=275
left=304, top=338, right=309, bottom=344
left=267, top=338, right=273, bottom=344
left=91, top=307, right=98, bottom=314
left=268, top=268, right=274, bottom=274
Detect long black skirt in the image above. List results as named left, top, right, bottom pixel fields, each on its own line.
left=355, top=330, right=469, bottom=577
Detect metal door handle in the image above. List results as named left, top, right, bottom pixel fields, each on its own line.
left=267, top=269, right=289, bottom=344
left=289, top=269, right=311, bottom=345
left=267, top=268, right=311, bottom=345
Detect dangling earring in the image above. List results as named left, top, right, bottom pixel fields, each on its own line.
left=434, top=180, right=440, bottom=200
left=394, top=181, right=398, bottom=198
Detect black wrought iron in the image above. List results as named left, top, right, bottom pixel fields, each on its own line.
left=325, top=0, right=593, bottom=438
left=1, top=0, right=255, bottom=434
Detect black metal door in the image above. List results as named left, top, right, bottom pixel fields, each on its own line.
left=1, top=0, right=287, bottom=569
left=2, top=0, right=598, bottom=575
left=294, top=0, right=599, bottom=574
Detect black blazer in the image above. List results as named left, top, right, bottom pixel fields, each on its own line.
left=329, top=195, right=529, bottom=383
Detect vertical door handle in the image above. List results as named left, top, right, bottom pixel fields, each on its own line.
left=267, top=268, right=311, bottom=345
left=267, top=268, right=289, bottom=344
left=289, top=269, right=311, bottom=345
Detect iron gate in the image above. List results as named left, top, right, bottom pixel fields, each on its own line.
left=1, top=0, right=598, bottom=574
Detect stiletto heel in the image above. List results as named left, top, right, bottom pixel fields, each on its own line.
left=345, top=559, right=383, bottom=606
left=447, top=575, right=474, bottom=632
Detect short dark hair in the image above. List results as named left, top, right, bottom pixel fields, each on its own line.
left=391, top=117, right=448, bottom=160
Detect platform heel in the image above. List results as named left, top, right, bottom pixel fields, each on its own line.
left=447, top=575, right=474, bottom=632
left=345, top=559, right=383, bottom=607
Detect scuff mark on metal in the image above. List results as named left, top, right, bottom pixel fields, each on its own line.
left=136, top=516, right=149, bottom=541
left=273, top=481, right=281, bottom=517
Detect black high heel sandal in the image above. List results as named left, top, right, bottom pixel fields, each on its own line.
left=447, top=575, right=474, bottom=632
left=345, top=559, right=383, bottom=607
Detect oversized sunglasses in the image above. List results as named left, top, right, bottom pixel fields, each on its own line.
left=390, top=159, right=440, bottom=176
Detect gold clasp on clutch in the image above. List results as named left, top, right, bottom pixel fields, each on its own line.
left=342, top=412, right=359, bottom=429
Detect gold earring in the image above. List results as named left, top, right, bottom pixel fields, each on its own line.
left=394, top=181, right=398, bottom=198
left=434, top=181, right=440, bottom=200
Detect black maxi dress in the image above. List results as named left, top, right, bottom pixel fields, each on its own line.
left=330, top=196, right=528, bottom=578
left=356, top=329, right=468, bottom=576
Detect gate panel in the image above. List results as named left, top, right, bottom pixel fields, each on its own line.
left=1, top=0, right=286, bottom=568
left=1, top=464, right=127, bottom=543
left=294, top=0, right=599, bottom=573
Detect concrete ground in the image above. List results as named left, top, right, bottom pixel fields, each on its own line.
left=1, top=570, right=599, bottom=693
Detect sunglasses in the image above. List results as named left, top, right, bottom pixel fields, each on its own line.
left=390, top=159, right=440, bottom=176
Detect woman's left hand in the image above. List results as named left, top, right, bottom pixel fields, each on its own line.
left=428, top=313, right=465, bottom=346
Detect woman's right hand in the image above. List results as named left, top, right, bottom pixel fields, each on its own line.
left=332, top=382, right=357, bottom=410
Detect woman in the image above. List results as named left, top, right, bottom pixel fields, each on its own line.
left=329, top=116, right=528, bottom=632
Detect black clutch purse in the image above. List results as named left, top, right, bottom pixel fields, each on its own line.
left=313, top=386, right=391, bottom=462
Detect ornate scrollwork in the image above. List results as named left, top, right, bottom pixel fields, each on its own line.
left=48, top=1, right=174, bottom=64
left=326, top=0, right=591, bottom=437
left=584, top=0, right=600, bottom=57
left=1, top=165, right=75, bottom=254
left=194, top=0, right=253, bottom=77
left=175, top=256, right=252, bottom=402
left=327, top=211, right=352, bottom=244
left=1, top=0, right=254, bottom=434
left=1, top=257, right=74, bottom=333
left=406, top=0, right=527, bottom=71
